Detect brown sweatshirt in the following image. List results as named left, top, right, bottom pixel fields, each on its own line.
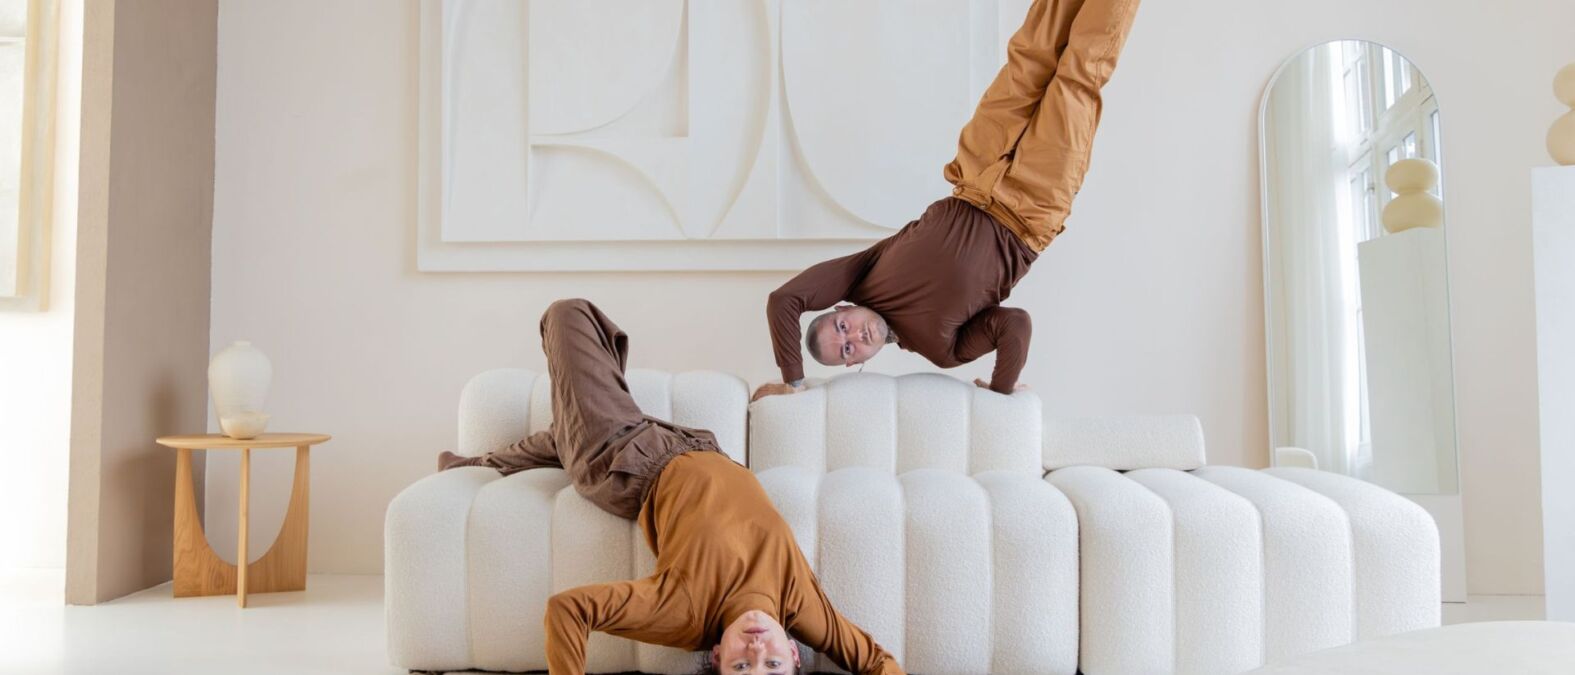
left=768, top=197, right=1038, bottom=394
left=544, top=451, right=904, bottom=675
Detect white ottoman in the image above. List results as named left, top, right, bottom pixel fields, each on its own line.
left=1244, top=621, right=1575, bottom=674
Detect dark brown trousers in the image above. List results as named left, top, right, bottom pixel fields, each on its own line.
left=453, top=299, right=719, bottom=520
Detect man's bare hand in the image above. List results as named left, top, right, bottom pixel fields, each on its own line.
left=974, top=378, right=1030, bottom=393
left=751, top=382, right=803, bottom=402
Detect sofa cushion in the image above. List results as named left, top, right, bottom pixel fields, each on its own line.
left=748, top=372, right=1042, bottom=475
left=1044, top=465, right=1439, bottom=675
left=758, top=466, right=1080, bottom=674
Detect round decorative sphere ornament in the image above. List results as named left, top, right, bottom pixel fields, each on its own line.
left=1550, top=63, right=1575, bottom=166
left=208, top=340, right=273, bottom=439
left=1381, top=158, right=1444, bottom=233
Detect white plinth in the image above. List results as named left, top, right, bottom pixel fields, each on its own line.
left=1533, top=165, right=1575, bottom=622
left=1356, top=228, right=1468, bottom=602
left=1357, top=228, right=1458, bottom=495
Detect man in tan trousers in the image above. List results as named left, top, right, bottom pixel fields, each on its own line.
left=441, top=299, right=902, bottom=674
left=758, top=0, right=1142, bottom=398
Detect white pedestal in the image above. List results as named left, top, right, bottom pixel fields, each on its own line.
left=1356, top=226, right=1468, bottom=603
left=1358, top=228, right=1459, bottom=495
left=1533, top=165, right=1575, bottom=622
left=1409, top=493, right=1469, bottom=603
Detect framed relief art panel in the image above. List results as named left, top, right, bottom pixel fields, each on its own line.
left=417, top=0, right=1033, bottom=271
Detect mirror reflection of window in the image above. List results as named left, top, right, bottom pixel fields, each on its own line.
left=1430, top=110, right=1443, bottom=195
left=1380, top=47, right=1414, bottom=110
left=1262, top=40, right=1457, bottom=496
left=1339, top=43, right=1373, bottom=141
left=1327, top=42, right=1440, bottom=479
left=1333, top=42, right=1438, bottom=241
left=1262, top=38, right=1461, bottom=596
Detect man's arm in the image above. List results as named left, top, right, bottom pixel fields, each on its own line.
left=751, top=382, right=804, bottom=402
left=544, top=575, right=695, bottom=675
left=783, top=569, right=904, bottom=675
left=767, top=243, right=887, bottom=385
left=953, top=306, right=1032, bottom=395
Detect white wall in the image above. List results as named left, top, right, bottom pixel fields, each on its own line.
left=209, top=0, right=1571, bottom=594
left=0, top=0, right=80, bottom=571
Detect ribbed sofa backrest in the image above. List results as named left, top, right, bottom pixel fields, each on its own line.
left=748, top=372, right=1043, bottom=474
left=458, top=368, right=749, bottom=463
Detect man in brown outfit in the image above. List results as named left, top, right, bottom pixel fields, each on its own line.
left=757, top=0, right=1142, bottom=398
left=441, top=299, right=902, bottom=674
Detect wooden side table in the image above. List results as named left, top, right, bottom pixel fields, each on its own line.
left=156, top=432, right=331, bottom=607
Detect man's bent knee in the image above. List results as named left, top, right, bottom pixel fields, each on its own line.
left=541, top=298, right=596, bottom=333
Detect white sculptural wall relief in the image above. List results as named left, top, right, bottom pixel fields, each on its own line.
left=417, top=0, right=1035, bottom=271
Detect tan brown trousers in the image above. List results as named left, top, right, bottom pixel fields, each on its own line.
left=946, top=0, right=1142, bottom=252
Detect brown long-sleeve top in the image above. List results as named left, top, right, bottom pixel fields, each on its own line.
left=768, top=197, right=1038, bottom=394
left=544, top=451, right=903, bottom=675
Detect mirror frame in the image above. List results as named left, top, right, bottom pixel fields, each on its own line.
left=1256, top=39, right=1464, bottom=497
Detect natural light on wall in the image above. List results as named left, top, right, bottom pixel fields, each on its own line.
left=0, top=0, right=53, bottom=310
left=1, top=0, right=26, bottom=295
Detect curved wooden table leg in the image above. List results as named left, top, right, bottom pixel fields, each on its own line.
left=247, top=446, right=310, bottom=594
left=173, top=448, right=238, bottom=597
left=172, top=445, right=312, bottom=603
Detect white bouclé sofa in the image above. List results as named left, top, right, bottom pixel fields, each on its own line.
left=386, top=370, right=1439, bottom=674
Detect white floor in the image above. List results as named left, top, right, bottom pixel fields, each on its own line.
left=0, top=569, right=1551, bottom=674
left=1, top=570, right=401, bottom=675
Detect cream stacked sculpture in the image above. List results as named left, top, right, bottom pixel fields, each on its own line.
left=1549, top=63, right=1575, bottom=166
left=1381, top=158, right=1443, bottom=233
left=208, top=340, right=273, bottom=439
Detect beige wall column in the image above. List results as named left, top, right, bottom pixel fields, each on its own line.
left=65, top=0, right=217, bottom=605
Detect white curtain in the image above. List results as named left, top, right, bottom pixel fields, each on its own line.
left=1265, top=44, right=1360, bottom=475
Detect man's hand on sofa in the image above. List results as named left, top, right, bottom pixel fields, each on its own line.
left=974, top=378, right=1029, bottom=393
left=751, top=382, right=803, bottom=402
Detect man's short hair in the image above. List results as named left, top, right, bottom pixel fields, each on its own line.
left=804, top=312, right=833, bottom=363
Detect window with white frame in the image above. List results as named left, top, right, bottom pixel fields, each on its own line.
left=0, top=0, right=53, bottom=309
left=1, top=0, right=29, bottom=295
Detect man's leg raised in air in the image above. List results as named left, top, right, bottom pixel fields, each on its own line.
left=534, top=298, right=647, bottom=464
left=945, top=0, right=1086, bottom=209
left=438, top=299, right=645, bottom=476
left=989, top=0, right=1142, bottom=250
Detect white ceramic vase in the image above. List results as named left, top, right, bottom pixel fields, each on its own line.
left=209, top=340, right=273, bottom=439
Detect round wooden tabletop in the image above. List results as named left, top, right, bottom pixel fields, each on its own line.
left=155, top=433, right=332, bottom=450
